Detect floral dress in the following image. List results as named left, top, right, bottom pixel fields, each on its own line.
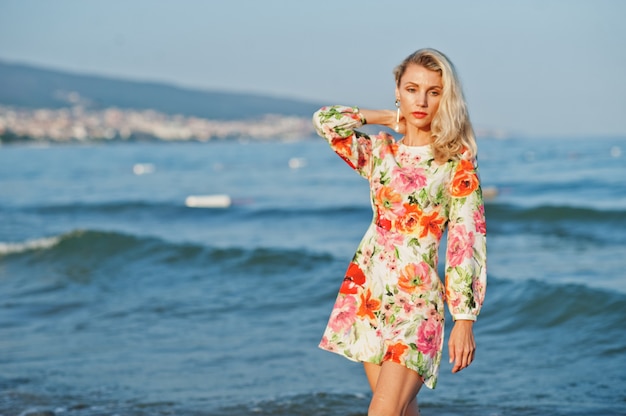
left=313, top=105, right=487, bottom=389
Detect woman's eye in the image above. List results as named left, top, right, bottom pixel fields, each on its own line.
left=407, top=88, right=416, bottom=93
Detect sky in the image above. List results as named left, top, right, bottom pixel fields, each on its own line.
left=0, top=0, right=625, bottom=138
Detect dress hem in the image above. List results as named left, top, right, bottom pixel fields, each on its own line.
left=317, top=344, right=436, bottom=389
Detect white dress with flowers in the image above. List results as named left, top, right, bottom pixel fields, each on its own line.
left=313, top=105, right=487, bottom=389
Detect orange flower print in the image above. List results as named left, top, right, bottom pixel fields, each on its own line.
left=329, top=135, right=353, bottom=157
left=383, top=342, right=409, bottom=364
left=396, top=203, right=422, bottom=234
left=357, top=288, right=381, bottom=322
left=419, top=210, right=444, bottom=239
left=375, top=186, right=403, bottom=211
left=339, top=262, right=366, bottom=294
left=450, top=159, right=479, bottom=197
left=445, top=285, right=461, bottom=309
left=398, top=262, right=432, bottom=293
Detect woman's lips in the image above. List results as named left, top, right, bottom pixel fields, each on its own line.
left=412, top=112, right=428, bottom=119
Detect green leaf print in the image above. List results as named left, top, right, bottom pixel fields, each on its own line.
left=385, top=285, right=394, bottom=297
left=421, top=253, right=435, bottom=269
left=379, top=170, right=390, bottom=186
left=434, top=186, right=446, bottom=205
left=408, top=238, right=421, bottom=248
left=418, top=188, right=429, bottom=202
left=404, top=325, right=417, bottom=339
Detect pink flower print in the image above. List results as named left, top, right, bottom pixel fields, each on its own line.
left=390, top=327, right=403, bottom=339
left=355, top=137, right=371, bottom=170
left=427, top=307, right=441, bottom=322
left=417, top=319, right=442, bottom=358
left=397, top=150, right=421, bottom=166
left=473, top=204, right=487, bottom=235
left=383, top=303, right=395, bottom=324
left=376, top=226, right=405, bottom=252
left=377, top=251, right=386, bottom=263
left=387, top=256, right=398, bottom=273
left=397, top=292, right=416, bottom=314
left=328, top=295, right=357, bottom=334
left=447, top=224, right=475, bottom=267
left=473, top=278, right=485, bottom=307
left=413, top=298, right=426, bottom=310
left=391, top=165, right=427, bottom=194
left=319, top=336, right=337, bottom=352
left=361, top=247, right=373, bottom=267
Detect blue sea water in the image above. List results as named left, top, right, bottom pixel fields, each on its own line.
left=0, top=136, right=625, bottom=416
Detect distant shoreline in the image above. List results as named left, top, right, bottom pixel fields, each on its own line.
left=0, top=104, right=315, bottom=144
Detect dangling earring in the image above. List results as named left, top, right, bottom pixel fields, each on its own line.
left=394, top=99, right=401, bottom=133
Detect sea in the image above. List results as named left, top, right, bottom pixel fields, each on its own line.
left=0, top=134, right=625, bottom=416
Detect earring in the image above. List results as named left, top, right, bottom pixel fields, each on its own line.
left=394, top=99, right=400, bottom=133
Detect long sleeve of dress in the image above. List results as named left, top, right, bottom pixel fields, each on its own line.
left=312, top=105, right=372, bottom=179
left=444, top=156, right=487, bottom=321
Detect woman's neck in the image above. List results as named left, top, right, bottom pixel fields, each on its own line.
left=402, top=128, right=432, bottom=146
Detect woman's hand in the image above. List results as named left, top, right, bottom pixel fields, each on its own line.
left=448, top=320, right=476, bottom=373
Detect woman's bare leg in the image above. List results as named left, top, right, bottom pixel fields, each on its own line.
left=363, top=362, right=422, bottom=416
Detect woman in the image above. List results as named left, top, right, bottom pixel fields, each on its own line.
left=313, top=48, right=487, bottom=416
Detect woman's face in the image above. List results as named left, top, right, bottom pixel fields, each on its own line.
left=396, top=64, right=443, bottom=132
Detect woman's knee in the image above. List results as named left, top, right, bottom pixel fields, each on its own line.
left=368, top=395, right=403, bottom=416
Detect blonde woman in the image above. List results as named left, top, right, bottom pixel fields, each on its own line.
left=313, top=48, right=487, bottom=416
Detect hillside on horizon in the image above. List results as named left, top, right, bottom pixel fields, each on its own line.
left=0, top=60, right=322, bottom=120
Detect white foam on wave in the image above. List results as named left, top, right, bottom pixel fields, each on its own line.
left=0, top=235, right=61, bottom=256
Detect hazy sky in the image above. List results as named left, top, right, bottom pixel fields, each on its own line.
left=1, top=0, right=624, bottom=138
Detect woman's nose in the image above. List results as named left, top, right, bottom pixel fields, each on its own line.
left=416, top=93, right=427, bottom=107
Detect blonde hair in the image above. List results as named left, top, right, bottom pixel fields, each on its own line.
left=393, top=48, right=477, bottom=162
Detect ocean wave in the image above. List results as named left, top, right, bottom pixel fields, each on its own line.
left=480, top=276, right=626, bottom=348
left=23, top=200, right=368, bottom=217
left=21, top=199, right=626, bottom=222
left=485, top=202, right=626, bottom=243
left=486, top=202, right=626, bottom=223
left=0, top=228, right=335, bottom=273
left=247, top=204, right=370, bottom=219
left=0, top=235, right=61, bottom=256
left=27, top=200, right=197, bottom=216
left=5, top=229, right=624, bottom=319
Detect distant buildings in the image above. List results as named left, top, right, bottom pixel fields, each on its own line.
left=0, top=105, right=315, bottom=143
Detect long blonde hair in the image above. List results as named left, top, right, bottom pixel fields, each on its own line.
left=393, top=48, right=476, bottom=162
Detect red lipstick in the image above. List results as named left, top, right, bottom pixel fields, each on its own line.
left=412, top=112, right=427, bottom=119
